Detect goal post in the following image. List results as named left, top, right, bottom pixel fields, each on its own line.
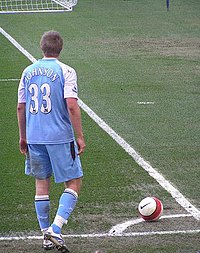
left=0, top=0, right=78, bottom=13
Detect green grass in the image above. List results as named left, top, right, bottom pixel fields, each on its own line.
left=0, top=0, right=200, bottom=252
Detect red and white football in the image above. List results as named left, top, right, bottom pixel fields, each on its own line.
left=138, top=197, right=163, bottom=221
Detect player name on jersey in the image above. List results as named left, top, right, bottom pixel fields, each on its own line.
left=24, top=67, right=59, bottom=83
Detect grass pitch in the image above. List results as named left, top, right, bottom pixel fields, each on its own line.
left=0, top=0, right=200, bottom=252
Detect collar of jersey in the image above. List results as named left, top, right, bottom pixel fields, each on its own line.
left=42, top=57, right=57, bottom=60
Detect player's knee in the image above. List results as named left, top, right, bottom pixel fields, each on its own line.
left=64, top=178, right=82, bottom=195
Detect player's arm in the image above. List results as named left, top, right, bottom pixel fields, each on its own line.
left=17, top=102, right=27, bottom=154
left=66, top=98, right=85, bottom=155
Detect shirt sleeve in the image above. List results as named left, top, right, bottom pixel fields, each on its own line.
left=63, top=66, right=79, bottom=99
left=18, top=72, right=26, bottom=103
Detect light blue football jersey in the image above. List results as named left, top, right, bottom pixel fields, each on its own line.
left=18, top=58, right=78, bottom=144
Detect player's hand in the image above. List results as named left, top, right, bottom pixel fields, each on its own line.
left=76, top=137, right=86, bottom=155
left=19, top=138, right=27, bottom=155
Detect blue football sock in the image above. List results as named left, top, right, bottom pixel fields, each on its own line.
left=35, top=195, right=50, bottom=231
left=51, top=188, right=78, bottom=234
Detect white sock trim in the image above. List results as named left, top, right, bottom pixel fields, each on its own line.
left=41, top=227, right=49, bottom=234
left=35, top=195, right=49, bottom=201
left=64, top=188, right=78, bottom=198
left=53, top=215, right=67, bottom=228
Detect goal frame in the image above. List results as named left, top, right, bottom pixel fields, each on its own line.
left=0, top=0, right=78, bottom=14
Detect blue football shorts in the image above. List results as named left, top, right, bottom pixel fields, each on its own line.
left=25, top=142, right=83, bottom=183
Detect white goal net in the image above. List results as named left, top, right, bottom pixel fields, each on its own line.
left=0, top=0, right=78, bottom=13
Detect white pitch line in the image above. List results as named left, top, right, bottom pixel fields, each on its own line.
left=0, top=27, right=37, bottom=63
left=137, top=101, right=155, bottom=105
left=1, top=27, right=200, bottom=222
left=109, top=218, right=143, bottom=235
left=0, top=78, right=20, bottom=82
left=114, top=229, right=200, bottom=237
left=108, top=213, right=193, bottom=235
left=0, top=214, right=195, bottom=241
left=1, top=228, right=200, bottom=241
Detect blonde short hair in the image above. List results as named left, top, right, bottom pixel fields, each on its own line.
left=40, top=30, right=63, bottom=57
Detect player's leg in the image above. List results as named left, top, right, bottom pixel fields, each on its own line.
left=35, top=178, right=51, bottom=230
left=44, top=142, right=83, bottom=252
left=35, top=178, right=54, bottom=250
left=51, top=178, right=81, bottom=234
left=45, top=178, right=81, bottom=253
left=26, top=144, right=54, bottom=250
